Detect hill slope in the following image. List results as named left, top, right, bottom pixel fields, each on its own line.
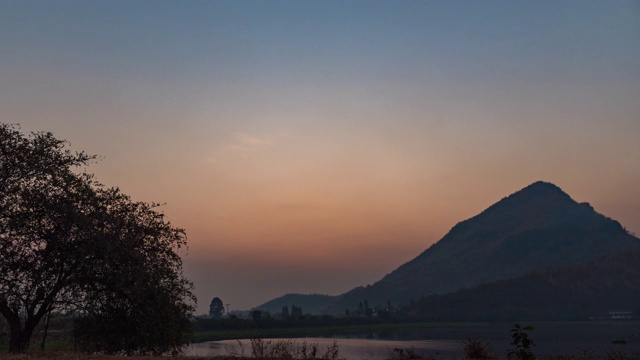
left=402, top=250, right=640, bottom=321
left=328, top=181, right=640, bottom=312
left=253, top=293, right=336, bottom=315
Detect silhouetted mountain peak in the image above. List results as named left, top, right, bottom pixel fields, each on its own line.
left=325, top=181, right=640, bottom=313
left=519, top=180, right=570, bottom=198
left=450, top=181, right=580, bottom=237
left=487, top=181, right=573, bottom=211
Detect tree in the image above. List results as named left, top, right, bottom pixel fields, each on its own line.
left=71, top=187, right=195, bottom=355
left=363, top=300, right=373, bottom=317
left=290, top=305, right=303, bottom=318
left=209, top=297, right=225, bottom=319
left=0, top=124, right=195, bottom=353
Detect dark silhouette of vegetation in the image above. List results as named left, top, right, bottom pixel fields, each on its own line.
left=210, top=297, right=225, bottom=319
left=390, top=347, right=432, bottom=360
left=463, top=337, right=497, bottom=359
left=192, top=311, right=406, bottom=336
left=253, top=293, right=334, bottom=315
left=508, top=324, right=535, bottom=360
left=291, top=305, right=304, bottom=319
left=235, top=338, right=341, bottom=360
left=0, top=124, right=195, bottom=354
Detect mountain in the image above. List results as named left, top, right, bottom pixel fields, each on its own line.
left=402, top=250, right=640, bottom=321
left=327, top=181, right=640, bottom=312
left=253, top=293, right=336, bottom=315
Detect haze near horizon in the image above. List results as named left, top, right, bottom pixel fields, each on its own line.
left=1, top=1, right=638, bottom=313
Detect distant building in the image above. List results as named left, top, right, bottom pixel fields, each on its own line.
left=608, top=310, right=633, bottom=320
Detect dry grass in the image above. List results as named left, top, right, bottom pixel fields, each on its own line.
left=0, top=354, right=236, bottom=360
left=1, top=354, right=640, bottom=360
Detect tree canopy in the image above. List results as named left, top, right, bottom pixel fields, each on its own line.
left=0, top=123, right=195, bottom=354
left=209, top=297, right=225, bottom=319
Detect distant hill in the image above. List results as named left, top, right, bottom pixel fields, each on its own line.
left=327, top=181, right=640, bottom=313
left=402, top=250, right=640, bottom=321
left=253, top=293, right=336, bottom=315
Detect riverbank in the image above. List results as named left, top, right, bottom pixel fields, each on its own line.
left=190, top=322, right=640, bottom=359
left=2, top=321, right=639, bottom=359
left=193, top=321, right=486, bottom=342
left=1, top=349, right=639, bottom=360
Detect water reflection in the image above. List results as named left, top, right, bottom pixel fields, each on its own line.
left=187, top=337, right=460, bottom=359
left=187, top=322, right=640, bottom=359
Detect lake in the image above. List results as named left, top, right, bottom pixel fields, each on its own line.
left=187, top=322, right=640, bottom=359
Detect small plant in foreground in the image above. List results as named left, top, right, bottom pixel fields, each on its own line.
left=604, top=350, right=639, bottom=360
left=508, top=324, right=535, bottom=360
left=299, top=341, right=319, bottom=359
left=322, top=340, right=341, bottom=360
left=463, top=337, right=497, bottom=359
left=390, top=347, right=436, bottom=360
left=225, top=339, right=247, bottom=357
left=243, top=339, right=341, bottom=359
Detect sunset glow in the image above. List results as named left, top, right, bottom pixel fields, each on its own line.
left=2, top=1, right=639, bottom=313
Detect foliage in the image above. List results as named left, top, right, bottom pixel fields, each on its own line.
left=390, top=347, right=435, bottom=360
left=0, top=123, right=96, bottom=352
left=243, top=338, right=340, bottom=360
left=299, top=340, right=319, bottom=359
left=463, top=337, right=497, bottom=359
left=252, top=294, right=335, bottom=315
left=322, top=340, right=341, bottom=360
left=0, top=124, right=194, bottom=354
left=210, top=297, right=225, bottom=319
left=508, top=324, right=535, bottom=360
left=73, top=268, right=194, bottom=355
left=290, top=305, right=304, bottom=319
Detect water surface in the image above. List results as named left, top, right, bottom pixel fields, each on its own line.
left=187, top=322, right=640, bottom=359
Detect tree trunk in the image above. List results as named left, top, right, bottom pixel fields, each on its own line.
left=17, top=324, right=36, bottom=353
left=1, top=304, right=37, bottom=353
left=0, top=300, right=24, bottom=353
left=7, top=317, right=24, bottom=353
left=2, top=292, right=59, bottom=353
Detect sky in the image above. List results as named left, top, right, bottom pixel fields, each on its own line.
left=1, top=0, right=639, bottom=314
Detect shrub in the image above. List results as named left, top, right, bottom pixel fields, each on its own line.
left=463, top=337, right=497, bottom=359
left=508, top=324, right=535, bottom=360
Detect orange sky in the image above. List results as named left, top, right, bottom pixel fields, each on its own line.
left=2, top=1, right=639, bottom=312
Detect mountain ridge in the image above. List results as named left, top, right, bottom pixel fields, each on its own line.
left=255, top=181, right=640, bottom=316
left=402, top=249, right=640, bottom=321
left=328, top=181, right=639, bottom=312
left=252, top=293, right=335, bottom=314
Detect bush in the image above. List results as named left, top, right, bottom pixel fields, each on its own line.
left=463, top=337, right=497, bottom=359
